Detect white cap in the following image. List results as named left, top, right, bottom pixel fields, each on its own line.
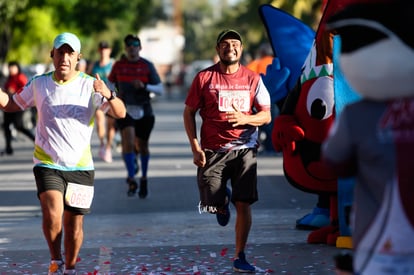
left=53, top=32, right=81, bottom=53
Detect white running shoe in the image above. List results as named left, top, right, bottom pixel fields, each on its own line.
left=99, top=145, right=112, bottom=163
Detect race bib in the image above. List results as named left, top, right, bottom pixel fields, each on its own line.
left=218, top=90, right=250, bottom=112
left=65, top=182, right=94, bottom=209
left=127, top=105, right=144, bottom=120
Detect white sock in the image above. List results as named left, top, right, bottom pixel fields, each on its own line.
left=50, top=259, right=63, bottom=265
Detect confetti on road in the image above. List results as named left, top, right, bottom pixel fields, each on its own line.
left=0, top=243, right=338, bottom=274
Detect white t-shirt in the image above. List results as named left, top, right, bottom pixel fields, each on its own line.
left=14, top=71, right=107, bottom=171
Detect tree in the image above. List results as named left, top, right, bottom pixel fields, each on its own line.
left=0, top=0, right=29, bottom=64
left=181, top=0, right=216, bottom=63
left=180, top=0, right=322, bottom=64
left=2, top=0, right=158, bottom=65
left=212, top=0, right=322, bottom=62
left=1, top=0, right=323, bottom=68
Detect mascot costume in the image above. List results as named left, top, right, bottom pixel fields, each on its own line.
left=260, top=0, right=381, bottom=247
left=270, top=0, right=339, bottom=245
left=261, top=0, right=344, bottom=246
left=323, top=1, right=414, bottom=273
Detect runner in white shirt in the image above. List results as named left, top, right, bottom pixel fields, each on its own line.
left=0, top=32, right=126, bottom=275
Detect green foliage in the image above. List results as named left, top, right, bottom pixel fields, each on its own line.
left=0, top=0, right=29, bottom=63
left=181, top=0, right=322, bottom=64
left=72, top=0, right=151, bottom=34
left=9, top=7, right=60, bottom=64
left=0, top=0, right=29, bottom=21
left=1, top=0, right=323, bottom=68
left=274, top=0, right=323, bottom=30
left=181, top=0, right=215, bottom=63
left=2, top=0, right=156, bottom=65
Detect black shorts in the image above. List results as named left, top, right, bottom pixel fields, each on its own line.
left=117, top=114, right=155, bottom=141
left=197, top=148, right=258, bottom=211
left=33, top=166, right=95, bottom=214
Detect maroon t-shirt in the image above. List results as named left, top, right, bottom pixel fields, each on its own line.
left=185, top=63, right=270, bottom=151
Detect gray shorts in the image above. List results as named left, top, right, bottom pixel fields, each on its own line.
left=197, top=148, right=258, bottom=212
left=33, top=166, right=95, bottom=214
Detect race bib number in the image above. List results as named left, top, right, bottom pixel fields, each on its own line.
left=127, top=105, right=144, bottom=120
left=65, top=182, right=94, bottom=209
left=218, top=90, right=250, bottom=112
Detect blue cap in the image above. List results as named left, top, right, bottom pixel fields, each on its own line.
left=53, top=32, right=81, bottom=53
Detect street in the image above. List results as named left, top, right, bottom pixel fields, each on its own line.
left=0, top=89, right=341, bottom=274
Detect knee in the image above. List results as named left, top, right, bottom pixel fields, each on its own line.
left=42, top=210, right=63, bottom=232
left=235, top=202, right=251, bottom=215
left=64, top=213, right=84, bottom=234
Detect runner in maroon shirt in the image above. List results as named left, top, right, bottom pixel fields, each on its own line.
left=183, top=29, right=271, bottom=273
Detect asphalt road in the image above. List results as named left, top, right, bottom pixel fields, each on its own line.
left=0, top=88, right=342, bottom=274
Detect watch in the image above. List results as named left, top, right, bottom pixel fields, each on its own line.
left=107, top=90, right=116, bottom=101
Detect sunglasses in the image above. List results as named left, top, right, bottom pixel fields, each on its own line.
left=126, top=41, right=140, bottom=47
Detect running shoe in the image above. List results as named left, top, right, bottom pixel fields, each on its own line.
left=103, top=147, right=113, bottom=163
left=98, top=145, right=112, bottom=163
left=296, top=207, right=330, bottom=230
left=48, top=260, right=64, bottom=275
left=233, top=251, right=255, bottom=273
left=216, top=187, right=231, bottom=226
left=138, top=178, right=148, bottom=198
left=126, top=178, right=138, bottom=196
left=5, top=146, right=13, bottom=155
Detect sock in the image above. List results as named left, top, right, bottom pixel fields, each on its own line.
left=140, top=154, right=150, bottom=178
left=123, top=152, right=137, bottom=178
left=50, top=259, right=63, bottom=265
left=64, top=269, right=77, bottom=275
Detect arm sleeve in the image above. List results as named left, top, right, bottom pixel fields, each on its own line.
left=146, top=83, right=164, bottom=96
left=254, top=77, right=271, bottom=112
left=13, top=82, right=34, bottom=110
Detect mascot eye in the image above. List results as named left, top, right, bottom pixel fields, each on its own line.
left=306, top=76, right=334, bottom=120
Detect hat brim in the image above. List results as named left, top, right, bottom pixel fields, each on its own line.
left=216, top=30, right=242, bottom=44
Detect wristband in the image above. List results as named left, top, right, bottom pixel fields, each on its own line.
left=107, top=90, right=116, bottom=101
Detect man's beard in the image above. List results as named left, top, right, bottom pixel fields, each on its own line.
left=220, top=59, right=238, bottom=66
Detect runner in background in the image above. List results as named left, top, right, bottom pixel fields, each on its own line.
left=108, top=34, right=164, bottom=198
left=88, top=41, right=115, bottom=163
left=2, top=61, right=35, bottom=155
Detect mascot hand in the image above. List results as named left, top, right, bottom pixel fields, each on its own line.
left=261, top=57, right=290, bottom=103
left=272, top=115, right=305, bottom=153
